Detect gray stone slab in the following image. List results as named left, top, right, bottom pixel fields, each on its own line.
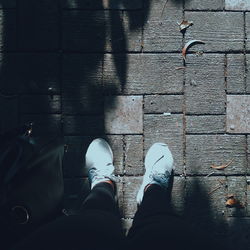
left=185, top=0, right=224, bottom=10
left=227, top=54, right=245, bottom=94
left=246, top=55, right=250, bottom=93
left=226, top=218, right=250, bottom=250
left=144, top=114, right=184, bottom=174
left=247, top=13, right=250, bottom=51
left=63, top=10, right=106, bottom=51
left=63, top=10, right=142, bottom=52
left=18, top=1, right=59, bottom=50
left=226, top=95, right=250, bottom=133
left=123, top=176, right=142, bottom=218
left=61, top=0, right=143, bottom=9
left=62, top=54, right=103, bottom=115
left=186, top=115, right=225, bottom=134
left=103, top=54, right=184, bottom=95
left=21, top=114, right=62, bottom=136
left=227, top=176, right=247, bottom=217
left=185, top=12, right=244, bottom=52
left=0, top=53, right=60, bottom=94
left=104, top=96, right=143, bottom=134
left=143, top=0, right=183, bottom=51
left=0, top=10, right=17, bottom=51
left=185, top=54, right=225, bottom=114
left=144, top=95, right=183, bottom=113
left=225, top=0, right=250, bottom=10
left=124, top=135, right=144, bottom=175
left=63, top=115, right=104, bottom=135
left=0, top=96, right=19, bottom=134
left=106, top=135, right=124, bottom=175
left=21, top=95, right=61, bottom=114
left=185, top=176, right=227, bottom=219
left=170, top=176, right=186, bottom=216
left=186, top=135, right=247, bottom=175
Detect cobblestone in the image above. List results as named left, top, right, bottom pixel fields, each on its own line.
left=225, top=0, right=250, bottom=10
left=103, top=54, right=184, bottom=95
left=227, top=95, right=250, bottom=134
left=186, top=135, right=247, bottom=175
left=104, top=96, right=143, bottom=134
left=186, top=115, right=225, bottom=134
left=227, top=54, right=245, bottom=94
left=185, top=54, right=225, bottom=114
left=185, top=12, right=244, bottom=52
left=144, top=95, right=183, bottom=113
left=185, top=0, right=224, bottom=10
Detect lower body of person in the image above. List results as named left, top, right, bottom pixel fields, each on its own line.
left=12, top=139, right=217, bottom=250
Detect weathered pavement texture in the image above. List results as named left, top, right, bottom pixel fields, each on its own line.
left=1, top=0, right=250, bottom=249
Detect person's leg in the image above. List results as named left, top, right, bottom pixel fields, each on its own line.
left=12, top=139, right=124, bottom=250
left=127, top=143, right=220, bottom=250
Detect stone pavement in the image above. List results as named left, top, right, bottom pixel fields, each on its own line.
left=1, top=0, right=250, bottom=249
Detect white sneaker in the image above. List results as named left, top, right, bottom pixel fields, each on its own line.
left=85, top=138, right=116, bottom=189
left=136, top=143, right=174, bottom=204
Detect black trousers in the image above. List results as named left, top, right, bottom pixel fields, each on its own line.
left=12, top=183, right=218, bottom=250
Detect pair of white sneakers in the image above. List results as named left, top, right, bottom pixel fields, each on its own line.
left=85, top=138, right=174, bottom=204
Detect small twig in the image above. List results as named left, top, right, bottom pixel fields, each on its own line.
left=208, top=185, right=221, bottom=195
left=175, top=67, right=186, bottom=70
left=205, top=172, right=215, bottom=178
left=211, top=159, right=234, bottom=170
left=161, top=0, right=169, bottom=19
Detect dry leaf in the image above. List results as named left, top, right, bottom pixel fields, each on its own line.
left=211, top=159, right=234, bottom=170
left=226, top=194, right=244, bottom=208
left=178, top=20, right=193, bottom=32
left=182, top=40, right=205, bottom=61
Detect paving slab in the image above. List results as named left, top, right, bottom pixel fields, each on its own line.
left=246, top=54, right=250, bottom=93
left=62, top=54, right=103, bottom=115
left=63, top=115, right=104, bottom=135
left=185, top=0, right=224, bottom=10
left=246, top=13, right=250, bottom=51
left=144, top=114, right=184, bottom=174
left=186, top=115, right=225, bottom=134
left=227, top=176, right=247, bottom=217
left=61, top=0, right=143, bottom=10
left=103, top=53, right=184, bottom=95
left=0, top=53, right=60, bottom=94
left=18, top=1, right=59, bottom=50
left=144, top=95, right=183, bottom=114
left=124, top=135, right=144, bottom=176
left=225, top=0, right=250, bottom=10
left=143, top=0, right=183, bottom=52
left=185, top=12, right=244, bottom=52
left=20, top=95, right=61, bottom=114
left=185, top=54, right=225, bottom=114
left=63, top=10, right=142, bottom=52
left=226, top=95, right=250, bottom=133
left=104, top=96, right=143, bottom=134
left=186, top=135, right=247, bottom=175
left=227, top=54, right=245, bottom=94
left=122, top=176, right=142, bottom=218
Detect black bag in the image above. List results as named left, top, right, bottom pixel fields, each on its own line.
left=0, top=124, right=65, bottom=245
